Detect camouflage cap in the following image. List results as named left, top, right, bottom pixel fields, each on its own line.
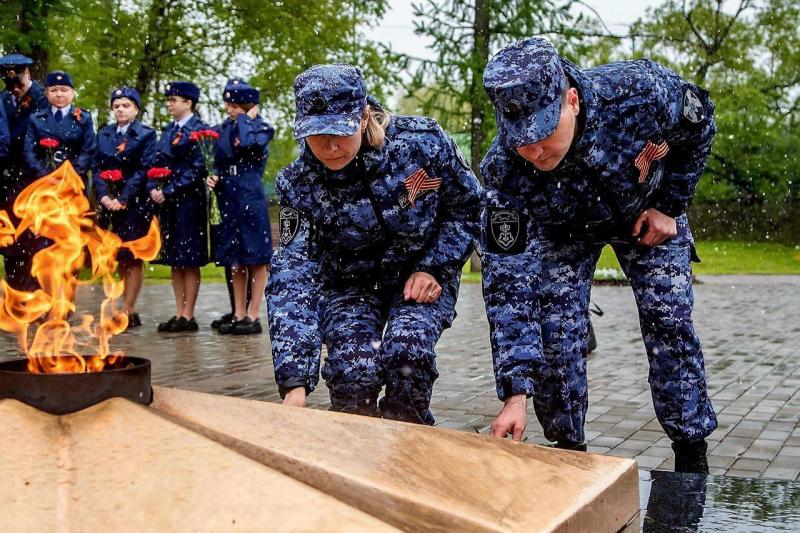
left=483, top=38, right=566, bottom=148
left=293, top=64, right=367, bottom=139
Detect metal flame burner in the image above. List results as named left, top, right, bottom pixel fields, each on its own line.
left=0, top=356, right=152, bottom=415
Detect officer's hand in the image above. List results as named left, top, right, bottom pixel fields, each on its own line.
left=282, top=387, right=307, bottom=408
left=631, top=208, right=677, bottom=247
left=404, top=271, right=441, bottom=304
left=247, top=105, right=259, bottom=119
left=207, top=175, right=219, bottom=189
left=108, top=199, right=124, bottom=211
left=100, top=196, right=113, bottom=209
left=490, top=394, right=527, bottom=441
left=150, top=189, right=165, bottom=205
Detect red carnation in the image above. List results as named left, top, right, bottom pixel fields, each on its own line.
left=99, top=169, right=123, bottom=182
left=39, top=138, right=60, bottom=149
left=147, top=167, right=172, bottom=180
left=189, top=129, right=220, bottom=142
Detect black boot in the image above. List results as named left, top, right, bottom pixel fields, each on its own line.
left=550, top=440, right=587, bottom=452
left=672, top=439, right=709, bottom=474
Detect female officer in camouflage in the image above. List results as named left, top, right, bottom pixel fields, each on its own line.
left=93, top=87, right=157, bottom=330
left=268, top=64, right=481, bottom=424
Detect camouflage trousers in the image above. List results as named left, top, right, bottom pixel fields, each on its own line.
left=536, top=215, right=717, bottom=444
left=320, top=281, right=458, bottom=425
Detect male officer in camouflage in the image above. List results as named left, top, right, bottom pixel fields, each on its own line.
left=480, top=38, right=717, bottom=472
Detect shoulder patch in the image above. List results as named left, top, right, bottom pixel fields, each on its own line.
left=279, top=207, right=301, bottom=247
left=486, top=208, right=527, bottom=254
left=393, top=115, right=439, bottom=132
left=682, top=88, right=705, bottom=124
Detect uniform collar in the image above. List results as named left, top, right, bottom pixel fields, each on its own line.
left=116, top=122, right=131, bottom=135
left=174, top=113, right=194, bottom=129
left=51, top=103, right=72, bottom=115
left=302, top=139, right=387, bottom=185
left=560, top=58, right=600, bottom=165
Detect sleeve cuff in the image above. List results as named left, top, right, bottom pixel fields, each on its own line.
left=278, top=378, right=311, bottom=399
left=497, top=375, right=535, bottom=402
left=649, top=196, right=687, bottom=219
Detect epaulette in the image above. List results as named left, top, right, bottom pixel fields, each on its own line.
left=392, top=115, right=439, bottom=132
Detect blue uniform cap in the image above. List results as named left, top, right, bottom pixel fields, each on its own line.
left=110, top=86, right=141, bottom=109
left=223, top=79, right=260, bottom=104
left=164, top=80, right=200, bottom=102
left=293, top=64, right=367, bottom=139
left=44, top=70, right=74, bottom=88
left=483, top=38, right=567, bottom=148
left=0, top=53, right=33, bottom=68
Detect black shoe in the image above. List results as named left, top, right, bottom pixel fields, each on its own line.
left=157, top=316, right=178, bottom=332
left=128, top=313, right=142, bottom=328
left=211, top=312, right=235, bottom=330
left=178, top=317, right=199, bottom=332
left=218, top=316, right=242, bottom=335
left=232, top=317, right=262, bottom=335
left=551, top=440, right=587, bottom=452
left=672, top=439, right=709, bottom=474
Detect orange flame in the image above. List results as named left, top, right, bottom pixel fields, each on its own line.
left=0, top=161, right=161, bottom=373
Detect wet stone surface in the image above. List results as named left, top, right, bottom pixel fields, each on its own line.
left=1, top=275, right=799, bottom=480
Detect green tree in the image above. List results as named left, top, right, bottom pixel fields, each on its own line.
left=1, top=0, right=400, bottom=179
left=406, top=0, right=615, bottom=179
left=628, top=0, right=800, bottom=204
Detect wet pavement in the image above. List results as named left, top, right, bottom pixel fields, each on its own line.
left=1, top=275, right=799, bottom=481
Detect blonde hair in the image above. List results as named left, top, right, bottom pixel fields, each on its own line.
left=362, top=104, right=391, bottom=149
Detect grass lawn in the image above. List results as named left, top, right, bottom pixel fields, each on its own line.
left=596, top=241, right=800, bottom=275
left=461, top=240, right=800, bottom=283
left=2, top=241, right=798, bottom=284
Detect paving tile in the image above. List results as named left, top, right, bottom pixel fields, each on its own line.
left=731, top=458, right=769, bottom=472
left=4, top=277, right=799, bottom=478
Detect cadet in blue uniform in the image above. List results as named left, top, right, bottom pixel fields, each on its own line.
left=207, top=79, right=274, bottom=335
left=17, top=70, right=96, bottom=290
left=268, top=65, right=481, bottom=422
left=24, top=71, right=96, bottom=181
left=147, top=81, right=209, bottom=333
left=93, top=87, right=157, bottom=329
left=0, top=53, right=47, bottom=291
left=480, top=38, right=717, bottom=472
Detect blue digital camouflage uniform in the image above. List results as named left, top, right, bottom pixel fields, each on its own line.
left=267, top=64, right=481, bottom=424
left=0, top=54, right=48, bottom=291
left=481, top=38, right=718, bottom=445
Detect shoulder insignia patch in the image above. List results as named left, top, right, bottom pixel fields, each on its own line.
left=487, top=208, right=527, bottom=254
left=682, top=89, right=705, bottom=124
left=279, top=207, right=300, bottom=247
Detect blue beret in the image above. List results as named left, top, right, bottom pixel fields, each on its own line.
left=164, top=80, right=200, bottom=102
left=110, top=86, right=141, bottom=109
left=223, top=79, right=260, bottom=104
left=484, top=38, right=567, bottom=148
left=45, top=70, right=74, bottom=88
left=293, top=64, right=367, bottom=139
left=0, top=53, right=33, bottom=68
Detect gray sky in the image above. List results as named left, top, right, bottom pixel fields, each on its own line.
left=363, top=0, right=664, bottom=60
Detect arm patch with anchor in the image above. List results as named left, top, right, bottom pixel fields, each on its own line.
left=279, top=207, right=301, bottom=247
left=486, top=208, right=527, bottom=254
